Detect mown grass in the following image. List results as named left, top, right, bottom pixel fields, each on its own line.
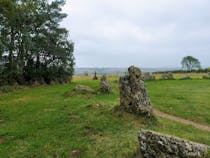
left=147, top=79, right=210, bottom=125
left=0, top=76, right=210, bottom=157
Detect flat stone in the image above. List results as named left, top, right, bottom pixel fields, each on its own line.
left=160, top=73, right=174, bottom=80
left=138, top=129, right=208, bottom=158
left=74, top=85, right=95, bottom=93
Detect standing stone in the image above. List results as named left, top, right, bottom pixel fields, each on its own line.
left=119, top=66, right=152, bottom=116
left=144, top=72, right=156, bottom=81
left=160, top=73, right=174, bottom=80
left=100, top=75, right=112, bottom=93
left=101, top=74, right=107, bottom=82
left=93, top=71, right=98, bottom=80
left=144, top=72, right=151, bottom=81
left=168, top=72, right=174, bottom=79
left=160, top=73, right=167, bottom=80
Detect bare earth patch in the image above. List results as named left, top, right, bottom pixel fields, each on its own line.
left=0, top=137, right=7, bottom=143
left=82, top=126, right=102, bottom=137
left=71, top=150, right=82, bottom=157
left=70, top=115, right=80, bottom=121
left=43, top=108, right=56, bottom=112
left=15, top=96, right=42, bottom=102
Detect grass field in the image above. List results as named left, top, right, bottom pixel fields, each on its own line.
left=0, top=76, right=210, bottom=157
left=147, top=79, right=210, bottom=126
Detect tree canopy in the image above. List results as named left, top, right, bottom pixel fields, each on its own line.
left=181, top=56, right=201, bottom=71
left=0, top=0, right=74, bottom=85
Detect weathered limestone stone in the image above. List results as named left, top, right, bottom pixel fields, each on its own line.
left=161, top=72, right=174, bottom=80
left=138, top=129, right=209, bottom=158
left=181, top=75, right=191, bottom=80
left=144, top=72, right=156, bottom=81
left=74, top=85, right=95, bottom=93
left=101, top=75, right=107, bottom=82
left=100, top=75, right=112, bottom=93
left=119, top=66, right=152, bottom=116
left=202, top=75, right=209, bottom=79
left=168, top=72, right=174, bottom=79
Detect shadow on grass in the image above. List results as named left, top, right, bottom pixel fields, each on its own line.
left=111, top=105, right=159, bottom=127
left=125, top=148, right=143, bottom=158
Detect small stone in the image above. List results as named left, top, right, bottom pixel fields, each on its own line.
left=74, top=85, right=95, bottom=93
left=0, top=137, right=6, bottom=143
left=95, top=103, right=105, bottom=108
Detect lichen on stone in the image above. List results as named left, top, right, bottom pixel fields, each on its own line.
left=119, top=66, right=152, bottom=116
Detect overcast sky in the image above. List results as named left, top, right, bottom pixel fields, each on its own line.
left=61, top=0, right=210, bottom=68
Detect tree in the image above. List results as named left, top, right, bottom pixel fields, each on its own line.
left=0, top=0, right=74, bottom=85
left=181, top=56, right=201, bottom=71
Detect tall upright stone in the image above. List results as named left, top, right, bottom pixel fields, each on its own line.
left=100, top=75, right=112, bottom=93
left=144, top=72, right=156, bottom=81
left=119, top=66, right=152, bottom=116
left=93, top=71, right=98, bottom=80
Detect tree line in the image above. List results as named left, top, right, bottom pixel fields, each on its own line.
left=0, top=0, right=74, bottom=86
left=181, top=56, right=201, bottom=71
left=154, top=56, right=209, bottom=74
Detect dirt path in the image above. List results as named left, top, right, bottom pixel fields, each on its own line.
left=153, top=109, right=210, bottom=133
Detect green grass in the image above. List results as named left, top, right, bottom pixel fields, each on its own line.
left=0, top=77, right=210, bottom=157
left=147, top=79, right=210, bottom=125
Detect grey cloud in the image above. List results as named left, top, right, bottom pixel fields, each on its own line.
left=62, top=0, right=210, bottom=68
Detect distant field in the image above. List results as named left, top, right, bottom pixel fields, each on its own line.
left=154, top=72, right=207, bottom=79
left=0, top=76, right=210, bottom=157
left=74, top=67, right=178, bottom=76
